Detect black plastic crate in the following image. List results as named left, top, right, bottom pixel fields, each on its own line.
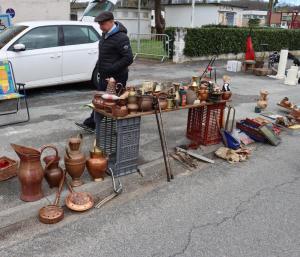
left=114, top=117, right=141, bottom=176
left=95, top=113, right=141, bottom=177
left=95, top=113, right=117, bottom=155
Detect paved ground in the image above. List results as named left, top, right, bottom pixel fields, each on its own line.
left=0, top=59, right=300, bottom=256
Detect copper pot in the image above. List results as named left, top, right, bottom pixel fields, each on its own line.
left=222, top=91, right=232, bottom=101
left=86, top=151, right=108, bottom=182
left=43, top=155, right=63, bottom=188
left=64, top=135, right=86, bottom=187
left=128, top=95, right=138, bottom=105
left=112, top=105, right=128, bottom=117
left=290, top=108, right=300, bottom=121
left=92, top=93, right=105, bottom=109
left=103, top=99, right=117, bottom=113
left=198, top=88, right=209, bottom=103
left=138, top=95, right=153, bottom=112
left=128, top=103, right=139, bottom=114
left=158, top=96, right=168, bottom=110
left=11, top=144, right=58, bottom=202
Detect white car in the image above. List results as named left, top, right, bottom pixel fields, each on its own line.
left=0, top=21, right=101, bottom=89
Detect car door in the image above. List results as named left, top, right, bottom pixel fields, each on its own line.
left=6, top=25, right=62, bottom=88
left=61, top=25, right=100, bottom=83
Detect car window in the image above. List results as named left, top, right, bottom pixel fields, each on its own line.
left=0, top=25, right=28, bottom=49
left=15, top=26, right=59, bottom=50
left=63, top=26, right=100, bottom=46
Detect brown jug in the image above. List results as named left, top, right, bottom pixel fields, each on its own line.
left=43, top=154, right=63, bottom=188
left=11, top=144, right=57, bottom=202
left=64, top=134, right=86, bottom=187
left=86, top=146, right=108, bottom=182
left=138, top=95, right=153, bottom=112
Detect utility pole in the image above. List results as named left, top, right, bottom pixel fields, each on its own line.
left=137, top=0, right=141, bottom=52
left=268, top=0, right=274, bottom=27
left=191, top=0, right=195, bottom=28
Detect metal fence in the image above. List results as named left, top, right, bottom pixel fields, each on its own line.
left=129, top=33, right=170, bottom=62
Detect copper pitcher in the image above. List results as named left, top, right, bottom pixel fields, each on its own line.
left=86, top=143, right=108, bottom=182
left=44, top=155, right=63, bottom=188
left=11, top=144, right=58, bottom=202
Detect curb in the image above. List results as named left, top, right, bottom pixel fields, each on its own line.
left=0, top=178, right=112, bottom=229
left=0, top=147, right=217, bottom=229
left=0, top=158, right=166, bottom=229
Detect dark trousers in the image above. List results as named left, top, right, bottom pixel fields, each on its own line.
left=84, top=73, right=128, bottom=128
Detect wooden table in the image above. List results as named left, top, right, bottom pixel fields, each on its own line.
left=93, top=100, right=228, bottom=177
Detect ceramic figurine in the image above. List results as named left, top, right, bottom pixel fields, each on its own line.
left=222, top=75, right=231, bottom=92
left=257, top=90, right=269, bottom=110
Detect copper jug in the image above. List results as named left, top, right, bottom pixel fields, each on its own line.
left=43, top=154, right=63, bottom=188
left=64, top=134, right=86, bottom=187
left=11, top=144, right=57, bottom=202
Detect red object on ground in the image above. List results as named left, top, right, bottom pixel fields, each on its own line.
left=0, top=160, right=10, bottom=169
left=186, top=102, right=226, bottom=147
left=245, top=35, right=255, bottom=61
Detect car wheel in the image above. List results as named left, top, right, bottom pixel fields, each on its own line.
left=92, top=68, right=100, bottom=89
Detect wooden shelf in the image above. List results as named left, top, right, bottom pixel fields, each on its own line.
left=92, top=100, right=229, bottom=120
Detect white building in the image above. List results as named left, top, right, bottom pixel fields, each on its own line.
left=71, top=2, right=151, bottom=35
left=242, top=10, right=267, bottom=27
left=0, top=0, right=70, bottom=24
left=164, top=3, right=245, bottom=28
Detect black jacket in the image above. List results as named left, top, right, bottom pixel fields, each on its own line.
left=98, top=22, right=133, bottom=79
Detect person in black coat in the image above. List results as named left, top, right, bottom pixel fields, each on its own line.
left=80, top=11, right=133, bottom=130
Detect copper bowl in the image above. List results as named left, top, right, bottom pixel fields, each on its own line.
left=222, top=91, right=232, bottom=101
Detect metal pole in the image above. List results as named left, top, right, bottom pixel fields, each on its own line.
left=191, top=0, right=195, bottom=28
left=268, top=0, right=274, bottom=27
left=137, top=0, right=141, bottom=52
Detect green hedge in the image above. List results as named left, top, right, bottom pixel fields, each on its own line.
left=183, top=27, right=300, bottom=57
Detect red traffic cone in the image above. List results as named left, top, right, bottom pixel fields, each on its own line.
left=245, top=35, right=255, bottom=61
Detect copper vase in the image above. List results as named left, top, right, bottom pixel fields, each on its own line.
left=11, top=144, right=57, bottom=202
left=86, top=151, right=108, bottom=182
left=64, top=135, right=86, bottom=187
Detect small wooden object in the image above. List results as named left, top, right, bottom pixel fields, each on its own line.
left=242, top=60, right=256, bottom=73
left=0, top=156, right=17, bottom=182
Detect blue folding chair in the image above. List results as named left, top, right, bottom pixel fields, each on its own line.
left=0, top=60, right=30, bottom=127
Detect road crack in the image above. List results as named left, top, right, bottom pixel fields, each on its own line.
left=168, top=176, right=300, bottom=257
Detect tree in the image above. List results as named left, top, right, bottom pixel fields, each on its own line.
left=154, top=0, right=165, bottom=34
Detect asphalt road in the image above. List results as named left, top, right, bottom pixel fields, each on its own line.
left=0, top=135, right=299, bottom=257
left=0, top=60, right=300, bottom=256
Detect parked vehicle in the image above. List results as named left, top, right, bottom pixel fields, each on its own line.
left=0, top=21, right=101, bottom=89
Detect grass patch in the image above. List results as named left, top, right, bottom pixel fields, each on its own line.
left=130, top=39, right=168, bottom=59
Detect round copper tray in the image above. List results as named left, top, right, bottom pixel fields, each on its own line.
left=39, top=205, right=64, bottom=224
left=65, top=192, right=94, bottom=212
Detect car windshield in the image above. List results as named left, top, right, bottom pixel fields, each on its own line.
left=0, top=25, right=28, bottom=49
